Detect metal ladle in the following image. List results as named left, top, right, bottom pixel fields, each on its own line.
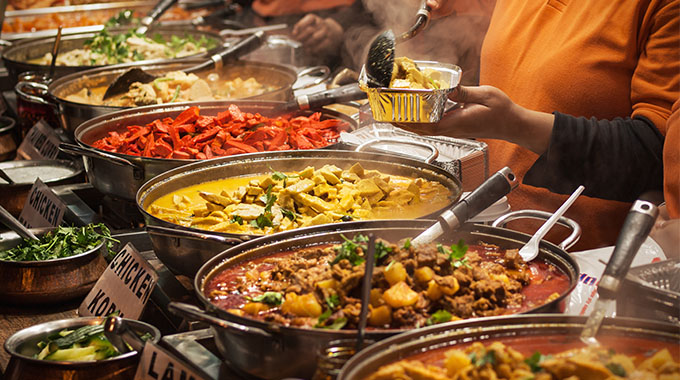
left=0, top=204, right=38, bottom=241
left=365, top=1, right=432, bottom=87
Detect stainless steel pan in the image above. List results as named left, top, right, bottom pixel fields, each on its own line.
left=137, top=149, right=463, bottom=276
left=339, top=314, right=680, bottom=380
left=59, top=100, right=358, bottom=202
left=167, top=216, right=581, bottom=379
left=2, top=26, right=222, bottom=86
left=19, top=59, right=305, bottom=133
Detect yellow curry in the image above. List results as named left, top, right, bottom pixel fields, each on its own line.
left=148, top=163, right=452, bottom=235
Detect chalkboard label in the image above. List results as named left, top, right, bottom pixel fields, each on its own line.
left=79, top=243, right=158, bottom=320
left=135, top=341, right=210, bottom=380
left=18, top=178, right=66, bottom=228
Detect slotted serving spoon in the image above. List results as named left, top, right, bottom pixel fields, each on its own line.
left=102, top=30, right=265, bottom=100
left=580, top=198, right=659, bottom=346
left=517, top=185, right=584, bottom=262
left=365, top=1, right=432, bottom=87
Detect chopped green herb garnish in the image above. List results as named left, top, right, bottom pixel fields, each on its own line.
left=251, top=186, right=277, bottom=230
left=281, top=208, right=298, bottom=221
left=340, top=215, right=353, bottom=222
left=426, top=309, right=452, bottom=326
left=326, top=295, right=340, bottom=310
left=0, top=223, right=118, bottom=261
left=330, top=234, right=368, bottom=266
left=606, top=363, right=627, bottom=377
left=525, top=352, right=548, bottom=372
left=169, top=86, right=181, bottom=103
left=470, top=349, right=496, bottom=367
left=402, top=238, right=411, bottom=250
left=230, top=215, right=244, bottom=225
left=245, top=292, right=283, bottom=306
left=437, top=240, right=470, bottom=268
left=374, top=241, right=392, bottom=260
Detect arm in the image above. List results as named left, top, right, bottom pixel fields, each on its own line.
left=398, top=85, right=664, bottom=202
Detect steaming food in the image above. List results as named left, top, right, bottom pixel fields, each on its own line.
left=390, top=57, right=446, bottom=90
left=29, top=30, right=216, bottom=66
left=65, top=71, right=275, bottom=106
left=367, top=342, right=679, bottom=380
left=147, top=163, right=453, bottom=235
left=203, top=235, right=570, bottom=330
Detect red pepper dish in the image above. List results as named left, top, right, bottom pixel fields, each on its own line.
left=91, top=105, right=351, bottom=159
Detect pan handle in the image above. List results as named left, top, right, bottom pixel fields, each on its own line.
left=15, top=81, right=57, bottom=109
left=146, top=225, right=245, bottom=245
left=293, top=66, right=331, bottom=91
left=167, top=302, right=273, bottom=339
left=355, top=138, right=439, bottom=164
left=59, top=142, right=142, bottom=169
left=491, top=210, right=582, bottom=250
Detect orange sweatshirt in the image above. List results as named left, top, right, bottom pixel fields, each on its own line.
left=665, top=99, right=680, bottom=218
left=252, top=0, right=355, bottom=17
left=480, top=0, right=680, bottom=249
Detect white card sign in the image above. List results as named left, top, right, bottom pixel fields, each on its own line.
left=134, top=341, right=210, bottom=380
left=17, top=178, right=66, bottom=228
left=17, top=120, right=62, bottom=160
left=79, top=243, right=158, bottom=320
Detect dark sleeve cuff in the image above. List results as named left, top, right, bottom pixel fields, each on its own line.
left=524, top=111, right=664, bottom=202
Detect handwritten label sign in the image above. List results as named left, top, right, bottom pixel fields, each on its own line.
left=18, top=178, right=67, bottom=228
left=79, top=243, right=158, bottom=320
left=17, top=120, right=61, bottom=160
left=135, top=341, right=210, bottom=380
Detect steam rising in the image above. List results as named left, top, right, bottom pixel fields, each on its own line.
left=345, top=0, right=492, bottom=85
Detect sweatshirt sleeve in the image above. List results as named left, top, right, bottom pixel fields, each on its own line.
left=523, top=111, right=664, bottom=202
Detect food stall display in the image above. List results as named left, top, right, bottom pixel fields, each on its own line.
left=0, top=2, right=677, bottom=380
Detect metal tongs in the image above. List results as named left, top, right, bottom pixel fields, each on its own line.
left=580, top=198, right=659, bottom=346
left=411, top=167, right=519, bottom=247
left=365, top=1, right=433, bottom=87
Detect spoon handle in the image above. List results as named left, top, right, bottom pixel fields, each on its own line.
left=357, top=233, right=376, bottom=350
left=531, top=185, right=584, bottom=244
left=0, top=204, right=38, bottom=241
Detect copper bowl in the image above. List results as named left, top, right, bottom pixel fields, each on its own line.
left=4, top=316, right=161, bottom=380
left=0, top=227, right=108, bottom=304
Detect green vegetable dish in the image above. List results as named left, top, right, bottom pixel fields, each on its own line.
left=0, top=223, right=117, bottom=262
left=35, top=324, right=120, bottom=362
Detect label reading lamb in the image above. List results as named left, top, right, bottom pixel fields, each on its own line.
left=79, top=243, right=158, bottom=319
left=134, top=341, right=210, bottom=380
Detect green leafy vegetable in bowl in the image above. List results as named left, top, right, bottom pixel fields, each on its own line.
left=0, top=223, right=118, bottom=262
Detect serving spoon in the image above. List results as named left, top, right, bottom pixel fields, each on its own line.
left=517, top=185, right=584, bottom=262
left=356, top=233, right=376, bottom=351
left=580, top=198, right=659, bottom=346
left=102, top=30, right=265, bottom=100
left=0, top=204, right=38, bottom=241
left=365, top=1, right=432, bottom=87
left=135, top=0, right=179, bottom=35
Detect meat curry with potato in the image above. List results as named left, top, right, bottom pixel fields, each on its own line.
left=203, top=236, right=571, bottom=330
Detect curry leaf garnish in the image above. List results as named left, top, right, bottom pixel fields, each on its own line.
left=245, top=292, right=283, bottom=306
left=251, top=186, right=277, bottom=229
left=326, top=295, right=340, bottom=310
left=426, top=309, right=452, bottom=326
left=606, top=363, right=627, bottom=377
left=525, top=352, right=548, bottom=373
left=437, top=240, right=470, bottom=268
left=281, top=208, right=297, bottom=221
left=330, top=234, right=368, bottom=266
left=0, top=223, right=118, bottom=261
left=470, top=350, right=496, bottom=367
left=374, top=241, right=392, bottom=260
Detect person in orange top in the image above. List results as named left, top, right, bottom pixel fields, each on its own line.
left=665, top=99, right=680, bottom=219
left=407, top=0, right=679, bottom=250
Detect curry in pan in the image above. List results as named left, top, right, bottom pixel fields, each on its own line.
left=367, top=337, right=679, bottom=380
left=147, top=163, right=453, bottom=235
left=203, top=236, right=570, bottom=330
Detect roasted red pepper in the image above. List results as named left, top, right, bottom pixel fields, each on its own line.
left=91, top=105, right=351, bottom=159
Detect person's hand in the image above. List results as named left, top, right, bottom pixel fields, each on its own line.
left=291, top=14, right=344, bottom=57
left=396, top=85, right=555, bottom=154
left=426, top=0, right=456, bottom=19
